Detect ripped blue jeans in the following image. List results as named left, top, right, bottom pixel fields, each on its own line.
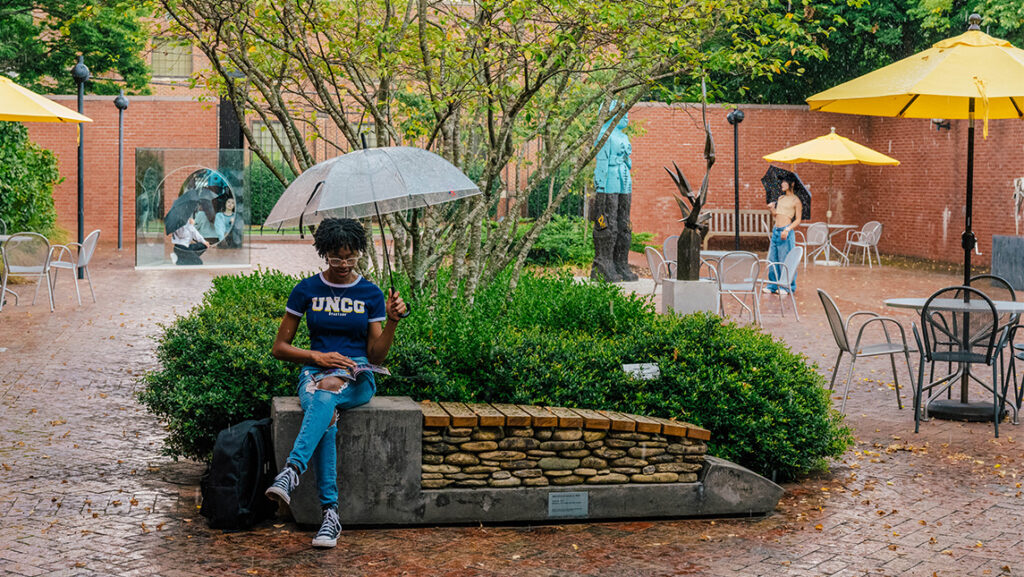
left=286, top=358, right=376, bottom=509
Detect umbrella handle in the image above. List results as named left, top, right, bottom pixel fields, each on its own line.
left=389, top=287, right=412, bottom=319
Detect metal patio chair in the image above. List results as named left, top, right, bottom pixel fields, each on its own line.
left=662, top=234, right=679, bottom=266
left=50, top=229, right=100, bottom=305
left=644, top=247, right=673, bottom=296
left=917, top=285, right=1007, bottom=436
left=843, top=221, right=883, bottom=267
left=757, top=246, right=803, bottom=321
left=798, top=222, right=828, bottom=269
left=1, top=232, right=54, bottom=312
left=818, top=288, right=914, bottom=414
left=716, top=251, right=760, bottom=324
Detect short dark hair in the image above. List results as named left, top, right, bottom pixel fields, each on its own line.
left=313, top=218, right=368, bottom=258
left=780, top=174, right=798, bottom=188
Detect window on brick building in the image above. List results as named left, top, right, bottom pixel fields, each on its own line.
left=151, top=37, right=193, bottom=78
left=252, top=121, right=291, bottom=162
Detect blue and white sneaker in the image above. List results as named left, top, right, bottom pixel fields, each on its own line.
left=265, top=466, right=299, bottom=506
left=312, top=506, right=341, bottom=548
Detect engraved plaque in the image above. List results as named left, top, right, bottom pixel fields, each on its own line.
left=548, top=491, right=589, bottom=518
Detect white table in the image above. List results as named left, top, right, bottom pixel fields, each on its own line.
left=802, top=223, right=856, bottom=266
left=885, top=297, right=1023, bottom=422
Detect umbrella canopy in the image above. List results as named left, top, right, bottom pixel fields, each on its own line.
left=806, top=26, right=1024, bottom=121
left=263, top=146, right=481, bottom=228
left=764, top=128, right=899, bottom=222
left=0, top=75, right=93, bottom=123
left=164, top=187, right=218, bottom=235
left=763, top=128, right=901, bottom=166
left=805, top=14, right=1024, bottom=287
left=761, top=166, right=812, bottom=220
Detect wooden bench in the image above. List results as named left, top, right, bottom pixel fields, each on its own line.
left=702, top=209, right=772, bottom=249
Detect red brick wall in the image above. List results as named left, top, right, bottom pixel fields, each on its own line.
left=629, top=102, right=1024, bottom=264
left=25, top=96, right=219, bottom=247
left=20, top=97, right=1024, bottom=264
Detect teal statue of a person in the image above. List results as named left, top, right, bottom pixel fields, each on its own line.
left=591, top=111, right=637, bottom=282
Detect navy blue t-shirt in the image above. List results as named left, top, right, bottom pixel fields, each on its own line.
left=285, top=273, right=386, bottom=358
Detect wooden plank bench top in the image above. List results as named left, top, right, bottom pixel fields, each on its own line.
left=466, top=403, right=506, bottom=427
left=598, top=410, right=637, bottom=432
left=418, top=403, right=708, bottom=440
left=490, top=403, right=532, bottom=427
left=568, top=407, right=611, bottom=430
left=438, top=402, right=478, bottom=427
left=545, top=406, right=583, bottom=428
left=518, top=405, right=558, bottom=427
left=419, top=401, right=450, bottom=428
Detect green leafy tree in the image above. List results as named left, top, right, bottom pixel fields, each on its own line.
left=0, top=0, right=152, bottom=94
left=0, top=122, right=61, bottom=236
left=676, top=0, right=1024, bottom=105
left=160, top=0, right=829, bottom=299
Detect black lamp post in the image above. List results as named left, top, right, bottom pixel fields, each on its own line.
left=71, top=56, right=90, bottom=278
left=726, top=109, right=745, bottom=250
left=114, top=90, right=129, bottom=250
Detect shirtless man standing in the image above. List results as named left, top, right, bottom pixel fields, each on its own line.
left=764, top=175, right=802, bottom=295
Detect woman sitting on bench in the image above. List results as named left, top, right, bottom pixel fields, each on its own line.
left=264, top=218, right=406, bottom=548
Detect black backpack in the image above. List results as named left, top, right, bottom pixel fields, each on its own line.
left=200, top=418, right=278, bottom=529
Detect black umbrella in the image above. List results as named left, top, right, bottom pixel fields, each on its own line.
left=761, top=166, right=811, bottom=220
left=164, top=187, right=219, bottom=235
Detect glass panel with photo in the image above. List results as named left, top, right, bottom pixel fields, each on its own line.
left=135, top=148, right=250, bottom=269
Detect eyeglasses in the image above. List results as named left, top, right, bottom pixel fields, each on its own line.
left=326, top=255, right=360, bottom=267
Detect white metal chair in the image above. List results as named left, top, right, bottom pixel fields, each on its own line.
left=819, top=289, right=914, bottom=414
left=799, top=222, right=829, bottom=268
left=50, top=229, right=100, bottom=305
left=644, top=247, right=673, bottom=296
left=662, top=234, right=678, bottom=266
left=1, top=232, right=54, bottom=312
left=757, top=246, right=803, bottom=320
left=716, top=251, right=760, bottom=323
left=843, top=221, right=883, bottom=267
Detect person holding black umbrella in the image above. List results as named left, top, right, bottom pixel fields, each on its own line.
left=264, top=217, right=406, bottom=548
left=764, top=174, right=803, bottom=295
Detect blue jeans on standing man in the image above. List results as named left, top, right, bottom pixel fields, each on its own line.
left=767, top=226, right=797, bottom=293
left=286, top=357, right=376, bottom=509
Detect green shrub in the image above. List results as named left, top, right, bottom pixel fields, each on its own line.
left=524, top=215, right=656, bottom=266
left=247, top=160, right=294, bottom=227
left=137, top=269, right=308, bottom=461
left=0, top=122, right=60, bottom=236
left=526, top=164, right=583, bottom=219
left=140, top=268, right=852, bottom=479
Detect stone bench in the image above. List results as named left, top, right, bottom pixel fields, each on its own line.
left=271, top=396, right=783, bottom=526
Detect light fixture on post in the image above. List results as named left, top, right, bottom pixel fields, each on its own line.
left=931, top=118, right=951, bottom=131
left=726, top=108, right=745, bottom=250
left=114, top=90, right=128, bottom=250
left=71, top=55, right=90, bottom=278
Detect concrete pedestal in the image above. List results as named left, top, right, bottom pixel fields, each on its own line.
left=661, top=278, right=719, bottom=315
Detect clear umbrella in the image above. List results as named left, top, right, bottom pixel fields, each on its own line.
left=263, top=146, right=480, bottom=228
left=263, top=146, right=482, bottom=311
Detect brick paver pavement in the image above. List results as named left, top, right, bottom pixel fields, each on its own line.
left=1, top=241, right=1021, bottom=576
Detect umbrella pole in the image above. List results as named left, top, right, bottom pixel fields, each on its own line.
left=827, top=166, right=833, bottom=225
left=373, top=201, right=411, bottom=318
left=963, top=98, right=976, bottom=287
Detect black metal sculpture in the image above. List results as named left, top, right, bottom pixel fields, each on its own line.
left=664, top=89, right=716, bottom=281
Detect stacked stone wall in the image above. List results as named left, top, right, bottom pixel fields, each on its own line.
left=421, top=425, right=706, bottom=489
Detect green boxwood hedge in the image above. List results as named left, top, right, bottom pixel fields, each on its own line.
left=139, top=269, right=852, bottom=480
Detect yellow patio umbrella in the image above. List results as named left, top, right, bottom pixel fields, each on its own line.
left=806, top=14, right=1024, bottom=286
left=0, top=75, right=92, bottom=123
left=763, top=127, right=900, bottom=222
